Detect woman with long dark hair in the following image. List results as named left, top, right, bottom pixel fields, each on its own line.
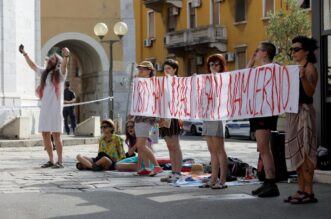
left=20, top=45, right=70, bottom=168
left=284, top=36, right=319, bottom=204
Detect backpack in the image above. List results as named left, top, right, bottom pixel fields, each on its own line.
left=228, top=157, right=250, bottom=177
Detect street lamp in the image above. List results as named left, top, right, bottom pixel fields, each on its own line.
left=94, top=21, right=128, bottom=119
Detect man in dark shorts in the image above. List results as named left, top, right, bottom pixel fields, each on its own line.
left=246, top=42, right=280, bottom=197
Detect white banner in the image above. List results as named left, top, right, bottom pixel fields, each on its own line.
left=130, top=64, right=299, bottom=120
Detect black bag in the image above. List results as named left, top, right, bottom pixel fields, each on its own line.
left=228, top=157, right=249, bottom=177
left=317, top=154, right=331, bottom=170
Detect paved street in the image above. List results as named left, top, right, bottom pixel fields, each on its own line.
left=0, top=135, right=330, bottom=219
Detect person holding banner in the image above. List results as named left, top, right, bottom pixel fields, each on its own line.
left=199, top=54, right=228, bottom=189
left=133, top=61, right=163, bottom=176
left=19, top=44, right=70, bottom=169
left=246, top=42, right=280, bottom=198
left=159, top=59, right=183, bottom=183
left=284, top=36, right=318, bottom=204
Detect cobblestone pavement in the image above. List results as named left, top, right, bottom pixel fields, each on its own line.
left=0, top=136, right=258, bottom=194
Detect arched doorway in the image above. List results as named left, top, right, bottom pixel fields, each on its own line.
left=42, top=32, right=110, bottom=123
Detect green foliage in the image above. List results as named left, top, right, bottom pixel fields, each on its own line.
left=266, top=0, right=311, bottom=64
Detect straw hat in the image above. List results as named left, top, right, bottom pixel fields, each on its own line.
left=137, top=61, right=155, bottom=71
left=190, top=163, right=204, bottom=176
left=101, top=119, right=115, bottom=128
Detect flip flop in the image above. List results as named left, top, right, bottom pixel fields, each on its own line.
left=211, top=183, right=228, bottom=190
left=52, top=162, right=64, bottom=169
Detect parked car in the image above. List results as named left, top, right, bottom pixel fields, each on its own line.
left=182, top=119, right=203, bottom=135
left=225, top=119, right=256, bottom=140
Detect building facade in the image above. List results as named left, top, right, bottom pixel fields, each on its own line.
left=135, top=0, right=311, bottom=75
left=0, top=0, right=41, bottom=133
left=41, top=0, right=136, bottom=129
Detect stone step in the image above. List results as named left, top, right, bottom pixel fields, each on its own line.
left=0, top=136, right=98, bottom=148
left=314, top=170, right=331, bottom=184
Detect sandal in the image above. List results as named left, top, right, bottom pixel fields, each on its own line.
left=290, top=192, right=318, bottom=204
left=52, top=162, right=64, bottom=169
left=211, top=183, right=228, bottom=190
left=284, top=190, right=305, bottom=203
left=41, top=161, right=54, bottom=168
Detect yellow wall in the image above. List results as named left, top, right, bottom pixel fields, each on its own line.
left=135, top=1, right=312, bottom=74
left=41, top=0, right=123, bottom=64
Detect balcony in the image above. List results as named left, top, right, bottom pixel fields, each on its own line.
left=165, top=25, right=227, bottom=52
left=143, top=0, right=182, bottom=12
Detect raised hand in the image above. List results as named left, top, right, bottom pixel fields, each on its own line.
left=19, top=44, right=25, bottom=54
left=62, top=47, right=70, bottom=57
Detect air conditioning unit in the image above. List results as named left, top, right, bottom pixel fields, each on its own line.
left=144, top=38, right=153, bottom=47
left=225, top=52, right=235, bottom=62
left=155, top=63, right=163, bottom=72
left=192, top=0, right=201, bottom=8
left=170, top=7, right=179, bottom=16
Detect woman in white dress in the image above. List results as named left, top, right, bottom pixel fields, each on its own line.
left=19, top=45, right=70, bottom=168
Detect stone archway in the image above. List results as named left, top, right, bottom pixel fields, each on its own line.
left=41, top=32, right=110, bottom=122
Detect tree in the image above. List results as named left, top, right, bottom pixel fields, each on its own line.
left=266, top=0, right=311, bottom=64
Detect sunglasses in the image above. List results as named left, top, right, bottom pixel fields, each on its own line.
left=126, top=125, right=134, bottom=129
left=209, top=62, right=221, bottom=67
left=100, top=125, right=111, bottom=129
left=289, top=47, right=303, bottom=53
left=137, top=66, right=150, bottom=71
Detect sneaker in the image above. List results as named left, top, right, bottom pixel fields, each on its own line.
left=149, top=166, right=163, bottom=176
left=252, top=182, right=267, bottom=196
left=257, top=183, right=280, bottom=198
left=136, top=169, right=151, bottom=176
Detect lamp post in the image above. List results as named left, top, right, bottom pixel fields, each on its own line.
left=94, top=21, right=128, bottom=119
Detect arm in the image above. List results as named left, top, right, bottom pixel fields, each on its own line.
left=19, top=44, right=37, bottom=71
left=300, top=64, right=318, bottom=97
left=127, top=143, right=137, bottom=156
left=246, top=49, right=258, bottom=68
left=116, top=137, right=126, bottom=160
left=61, top=47, right=70, bottom=75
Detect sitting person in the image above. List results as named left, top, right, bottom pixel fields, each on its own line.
left=76, top=119, right=126, bottom=171
left=116, top=120, right=154, bottom=174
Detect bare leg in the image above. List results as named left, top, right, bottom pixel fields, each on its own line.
left=165, top=135, right=182, bottom=173
left=52, top=132, right=63, bottom=164
left=207, top=137, right=219, bottom=184
left=136, top=137, right=159, bottom=166
left=256, top=130, right=275, bottom=179
left=42, top=132, right=54, bottom=163
left=95, top=157, right=112, bottom=170
left=302, top=154, right=315, bottom=194
left=76, top=154, right=93, bottom=169
left=213, top=136, right=227, bottom=184
left=116, top=163, right=138, bottom=172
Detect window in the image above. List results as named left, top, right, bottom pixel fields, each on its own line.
left=188, top=2, right=196, bottom=28
left=167, top=7, right=178, bottom=32
left=236, top=48, right=246, bottom=69
left=263, top=0, right=274, bottom=18
left=298, top=0, right=310, bottom=9
left=211, top=0, right=221, bottom=25
left=148, top=11, right=155, bottom=38
left=235, top=0, right=246, bottom=23
left=324, top=0, right=331, bottom=30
